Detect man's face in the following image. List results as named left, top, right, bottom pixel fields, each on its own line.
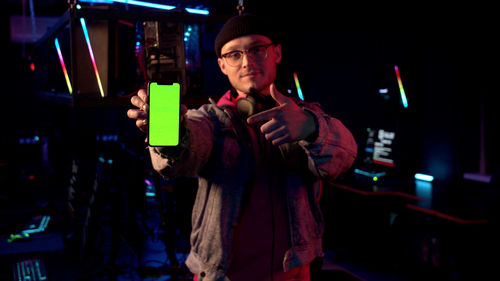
left=218, top=34, right=281, bottom=96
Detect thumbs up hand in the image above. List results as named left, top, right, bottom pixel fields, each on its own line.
left=247, top=84, right=317, bottom=146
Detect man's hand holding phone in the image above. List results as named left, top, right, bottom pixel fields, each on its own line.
left=127, top=88, right=149, bottom=132
left=127, top=82, right=187, bottom=146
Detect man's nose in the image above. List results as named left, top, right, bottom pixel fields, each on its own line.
left=241, top=53, right=257, bottom=68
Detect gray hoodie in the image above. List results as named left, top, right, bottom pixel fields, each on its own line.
left=149, top=90, right=357, bottom=280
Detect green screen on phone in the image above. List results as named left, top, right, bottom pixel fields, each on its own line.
left=148, top=82, right=180, bottom=146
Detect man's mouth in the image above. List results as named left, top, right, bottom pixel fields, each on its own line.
left=241, top=69, right=260, bottom=78
left=241, top=71, right=260, bottom=78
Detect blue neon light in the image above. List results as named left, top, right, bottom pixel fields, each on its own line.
left=22, top=216, right=50, bottom=234
left=79, top=0, right=176, bottom=11
left=185, top=8, right=209, bottom=15
left=354, top=168, right=386, bottom=178
left=414, top=173, right=434, bottom=182
left=114, top=0, right=175, bottom=10
left=81, top=0, right=113, bottom=2
left=78, top=0, right=114, bottom=4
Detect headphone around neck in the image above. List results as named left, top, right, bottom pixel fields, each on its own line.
left=234, top=89, right=276, bottom=118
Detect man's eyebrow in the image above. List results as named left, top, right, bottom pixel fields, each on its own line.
left=222, top=45, right=240, bottom=53
left=225, top=48, right=240, bottom=53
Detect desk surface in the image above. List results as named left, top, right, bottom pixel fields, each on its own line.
left=327, top=175, right=491, bottom=224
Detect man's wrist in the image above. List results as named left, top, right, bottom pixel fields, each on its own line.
left=152, top=121, right=188, bottom=158
left=302, top=109, right=319, bottom=142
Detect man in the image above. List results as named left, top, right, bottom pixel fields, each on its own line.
left=127, top=13, right=357, bottom=281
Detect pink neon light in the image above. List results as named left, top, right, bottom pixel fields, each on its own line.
left=54, top=38, right=72, bottom=94
left=80, top=18, right=105, bottom=97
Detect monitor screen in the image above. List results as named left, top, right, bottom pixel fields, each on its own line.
left=369, top=128, right=396, bottom=167
left=355, top=127, right=399, bottom=180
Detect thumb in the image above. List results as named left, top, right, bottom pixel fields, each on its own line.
left=269, top=83, right=288, bottom=105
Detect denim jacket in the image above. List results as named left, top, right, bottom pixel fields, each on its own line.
left=149, top=91, right=357, bottom=281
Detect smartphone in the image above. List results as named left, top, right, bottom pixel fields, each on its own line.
left=147, top=82, right=180, bottom=146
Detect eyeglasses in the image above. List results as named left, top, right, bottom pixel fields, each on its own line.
left=221, top=43, right=273, bottom=67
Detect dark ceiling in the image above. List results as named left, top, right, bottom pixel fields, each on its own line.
left=3, top=0, right=263, bottom=17
left=4, top=0, right=495, bottom=33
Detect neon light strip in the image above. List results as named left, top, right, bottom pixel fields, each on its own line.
left=394, top=65, right=408, bottom=108
left=185, top=8, right=209, bottom=15
left=415, top=173, right=434, bottom=182
left=28, top=0, right=37, bottom=42
left=78, top=0, right=113, bottom=3
left=80, top=18, right=105, bottom=97
left=54, top=38, right=73, bottom=94
left=354, top=168, right=386, bottom=178
left=293, top=72, right=304, bottom=101
left=78, top=0, right=176, bottom=10
left=22, top=216, right=51, bottom=234
left=41, top=215, right=50, bottom=230
left=113, top=0, right=175, bottom=10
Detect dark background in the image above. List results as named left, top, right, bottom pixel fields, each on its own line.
left=2, top=0, right=497, bottom=181
left=0, top=1, right=497, bottom=280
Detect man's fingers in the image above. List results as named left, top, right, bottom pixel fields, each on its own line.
left=138, top=89, right=148, bottom=101
left=247, top=106, right=281, bottom=124
left=131, top=89, right=148, bottom=112
left=131, top=95, right=146, bottom=110
left=264, top=125, right=288, bottom=142
left=136, top=119, right=148, bottom=132
left=127, top=109, right=147, bottom=120
left=128, top=89, right=149, bottom=133
left=260, top=118, right=281, bottom=135
left=272, top=134, right=290, bottom=146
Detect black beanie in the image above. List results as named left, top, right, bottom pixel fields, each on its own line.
left=214, top=13, right=275, bottom=58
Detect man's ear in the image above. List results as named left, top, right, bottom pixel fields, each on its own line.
left=218, top=57, right=228, bottom=75
left=273, top=44, right=282, bottom=64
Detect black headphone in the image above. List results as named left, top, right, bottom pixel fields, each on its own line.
left=235, top=89, right=276, bottom=118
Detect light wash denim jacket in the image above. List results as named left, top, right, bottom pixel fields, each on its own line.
left=149, top=91, right=357, bottom=281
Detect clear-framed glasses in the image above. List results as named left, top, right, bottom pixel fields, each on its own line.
left=221, top=43, right=273, bottom=67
